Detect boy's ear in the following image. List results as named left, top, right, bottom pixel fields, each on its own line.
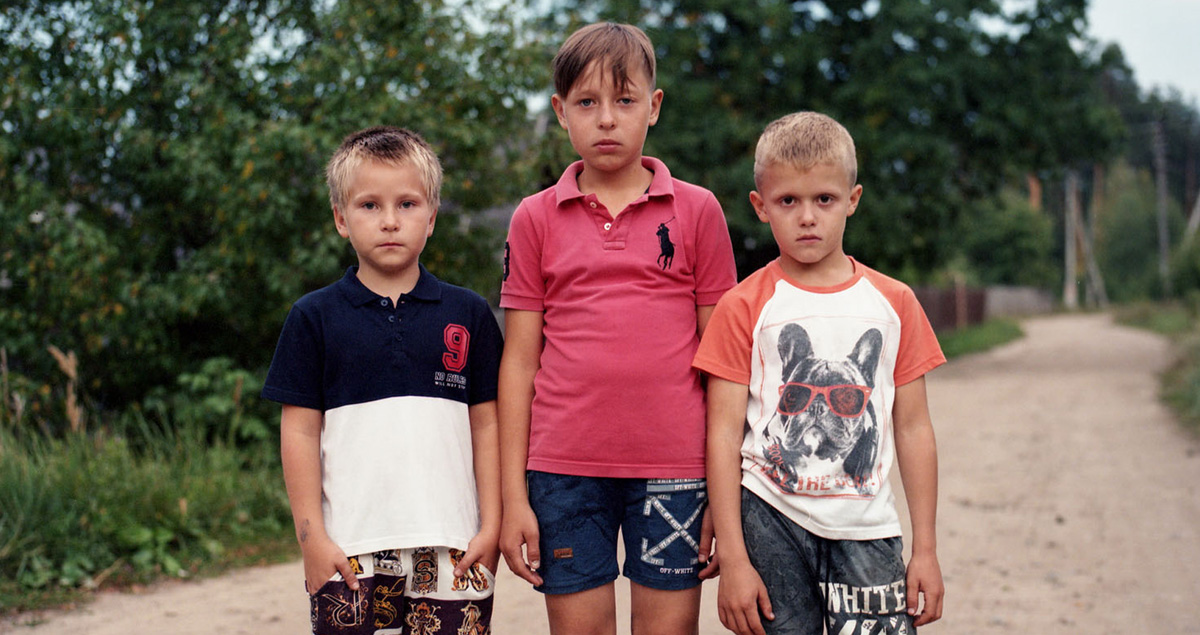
left=332, top=204, right=350, bottom=238
left=749, top=190, right=769, bottom=223
left=426, top=208, right=437, bottom=238
left=847, top=184, right=863, bottom=217
left=648, top=88, right=664, bottom=126
left=551, top=93, right=568, bottom=130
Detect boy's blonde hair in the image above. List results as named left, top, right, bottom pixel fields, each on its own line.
left=754, top=112, right=857, bottom=188
left=325, top=126, right=442, bottom=210
left=552, top=22, right=656, bottom=98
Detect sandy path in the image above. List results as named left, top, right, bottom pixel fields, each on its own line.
left=5, top=312, right=1200, bottom=633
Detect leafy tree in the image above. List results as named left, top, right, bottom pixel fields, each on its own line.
left=0, top=0, right=544, bottom=427
left=1093, top=42, right=1200, bottom=301
left=958, top=188, right=1057, bottom=287
left=1096, top=161, right=1184, bottom=302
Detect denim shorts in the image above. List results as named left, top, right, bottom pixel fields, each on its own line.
left=741, top=488, right=915, bottom=634
left=527, top=471, right=708, bottom=595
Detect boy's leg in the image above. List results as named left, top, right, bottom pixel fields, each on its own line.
left=399, top=546, right=496, bottom=635
left=309, top=552, right=399, bottom=635
left=740, top=489, right=824, bottom=635
left=545, top=584, right=618, bottom=635
left=820, top=537, right=912, bottom=634
left=742, top=489, right=915, bottom=635
left=621, top=478, right=708, bottom=635
left=629, top=582, right=702, bottom=635
left=527, top=471, right=624, bottom=634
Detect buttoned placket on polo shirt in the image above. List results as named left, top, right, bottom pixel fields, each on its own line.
left=584, top=194, right=643, bottom=251
left=379, top=296, right=406, bottom=366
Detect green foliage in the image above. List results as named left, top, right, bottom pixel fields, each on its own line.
left=936, top=318, right=1024, bottom=359
left=0, top=0, right=544, bottom=416
left=1170, top=241, right=1200, bottom=302
left=0, top=425, right=291, bottom=611
left=1096, top=161, right=1184, bottom=302
left=957, top=188, right=1057, bottom=287
left=141, top=357, right=273, bottom=447
left=1114, top=301, right=1196, bottom=338
left=1163, top=335, right=1200, bottom=436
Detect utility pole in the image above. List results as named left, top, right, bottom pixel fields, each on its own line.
left=1064, top=171, right=1079, bottom=310
left=1154, top=120, right=1172, bottom=296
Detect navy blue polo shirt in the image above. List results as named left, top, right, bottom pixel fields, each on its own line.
left=262, top=265, right=503, bottom=555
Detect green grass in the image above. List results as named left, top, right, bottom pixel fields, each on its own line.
left=936, top=318, right=1024, bottom=359
left=1161, top=341, right=1200, bottom=435
left=1115, top=301, right=1200, bottom=435
left=0, top=424, right=295, bottom=615
left=1113, top=301, right=1196, bottom=336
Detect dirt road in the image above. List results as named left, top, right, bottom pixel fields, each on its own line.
left=5, top=313, right=1200, bottom=633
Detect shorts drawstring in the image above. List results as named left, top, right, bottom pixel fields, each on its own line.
left=818, top=536, right=832, bottom=626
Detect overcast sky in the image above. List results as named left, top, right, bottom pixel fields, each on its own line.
left=1086, top=0, right=1200, bottom=104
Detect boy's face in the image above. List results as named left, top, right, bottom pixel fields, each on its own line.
left=750, top=161, right=862, bottom=284
left=333, top=158, right=436, bottom=289
left=551, top=59, right=663, bottom=176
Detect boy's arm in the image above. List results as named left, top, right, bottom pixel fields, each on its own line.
left=454, top=400, right=502, bottom=577
left=497, top=308, right=545, bottom=586
left=893, top=375, right=944, bottom=626
left=694, top=302, right=719, bottom=577
left=697, top=304, right=716, bottom=338
left=707, top=377, right=774, bottom=635
left=280, top=404, right=359, bottom=593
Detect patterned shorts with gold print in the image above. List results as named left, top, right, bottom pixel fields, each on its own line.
left=309, top=546, right=494, bottom=635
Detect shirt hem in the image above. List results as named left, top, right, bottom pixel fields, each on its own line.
left=499, top=294, right=544, bottom=311
left=260, top=386, right=322, bottom=410
left=741, top=476, right=902, bottom=541
left=337, top=534, right=473, bottom=558
left=528, top=459, right=705, bottom=479
left=692, top=358, right=750, bottom=385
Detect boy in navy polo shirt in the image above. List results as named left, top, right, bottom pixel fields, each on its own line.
left=262, top=126, right=503, bottom=635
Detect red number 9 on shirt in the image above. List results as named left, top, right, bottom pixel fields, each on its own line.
left=443, top=324, right=469, bottom=373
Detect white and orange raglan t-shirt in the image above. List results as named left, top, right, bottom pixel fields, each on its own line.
left=693, top=257, right=945, bottom=540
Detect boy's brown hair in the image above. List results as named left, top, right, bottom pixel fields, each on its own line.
left=325, top=126, right=443, bottom=210
left=552, top=22, right=656, bottom=98
left=754, top=111, right=858, bottom=188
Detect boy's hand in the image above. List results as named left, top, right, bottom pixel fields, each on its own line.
left=698, top=505, right=720, bottom=579
left=717, top=559, right=774, bottom=635
left=455, top=528, right=501, bottom=578
left=301, top=535, right=358, bottom=595
left=499, top=500, right=543, bottom=586
left=906, top=551, right=944, bottom=626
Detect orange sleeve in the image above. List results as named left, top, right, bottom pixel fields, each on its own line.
left=693, top=267, right=780, bottom=385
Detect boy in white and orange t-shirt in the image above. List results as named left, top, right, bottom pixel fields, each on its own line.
left=695, top=111, right=945, bottom=634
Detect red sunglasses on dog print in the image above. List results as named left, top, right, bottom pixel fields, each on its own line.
left=777, top=383, right=872, bottom=418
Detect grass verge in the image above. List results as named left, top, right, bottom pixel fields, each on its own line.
left=936, top=318, right=1024, bottom=360
left=0, top=425, right=295, bottom=616
left=1116, top=301, right=1200, bottom=435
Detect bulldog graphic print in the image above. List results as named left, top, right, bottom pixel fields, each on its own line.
left=763, top=323, right=883, bottom=496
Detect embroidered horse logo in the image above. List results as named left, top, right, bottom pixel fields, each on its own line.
left=656, top=221, right=675, bottom=270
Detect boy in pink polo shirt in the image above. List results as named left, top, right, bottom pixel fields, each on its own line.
left=498, top=22, right=737, bottom=634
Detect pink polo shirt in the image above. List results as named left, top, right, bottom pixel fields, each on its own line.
left=501, top=157, right=737, bottom=478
